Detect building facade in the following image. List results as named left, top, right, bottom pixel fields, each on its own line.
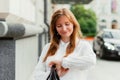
left=0, top=0, right=52, bottom=80
left=89, top=0, right=120, bottom=30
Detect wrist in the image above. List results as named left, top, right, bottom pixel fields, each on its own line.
left=61, top=57, right=68, bottom=69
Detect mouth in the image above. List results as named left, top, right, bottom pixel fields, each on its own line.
left=61, top=32, right=67, bottom=34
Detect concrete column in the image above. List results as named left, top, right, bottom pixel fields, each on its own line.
left=0, top=0, right=35, bottom=24
left=0, top=21, right=44, bottom=80
left=0, top=39, right=15, bottom=80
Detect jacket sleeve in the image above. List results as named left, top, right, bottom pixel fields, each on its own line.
left=62, top=41, right=96, bottom=70
left=33, top=43, right=50, bottom=80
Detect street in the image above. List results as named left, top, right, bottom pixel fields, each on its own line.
left=88, top=58, right=120, bottom=80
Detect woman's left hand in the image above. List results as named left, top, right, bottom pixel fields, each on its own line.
left=57, top=66, right=69, bottom=77
left=49, top=60, right=69, bottom=77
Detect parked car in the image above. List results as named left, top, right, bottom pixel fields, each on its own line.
left=93, top=29, right=120, bottom=59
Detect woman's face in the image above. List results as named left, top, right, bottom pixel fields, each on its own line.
left=55, top=15, right=74, bottom=42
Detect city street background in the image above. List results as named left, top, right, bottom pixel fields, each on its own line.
left=88, top=58, right=120, bottom=80
left=87, top=40, right=120, bottom=80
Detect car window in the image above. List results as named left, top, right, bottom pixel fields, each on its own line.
left=102, top=32, right=112, bottom=38
left=111, top=31, right=120, bottom=39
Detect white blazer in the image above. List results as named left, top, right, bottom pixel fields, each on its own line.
left=33, top=39, right=96, bottom=80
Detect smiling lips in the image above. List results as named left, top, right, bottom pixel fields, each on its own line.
left=62, top=32, right=67, bottom=34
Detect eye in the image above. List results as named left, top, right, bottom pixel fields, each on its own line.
left=56, top=25, right=62, bottom=28
left=65, top=22, right=70, bottom=26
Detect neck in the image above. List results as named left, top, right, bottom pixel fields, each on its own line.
left=61, top=38, right=70, bottom=43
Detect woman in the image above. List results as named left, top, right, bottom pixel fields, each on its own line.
left=33, top=8, right=96, bottom=80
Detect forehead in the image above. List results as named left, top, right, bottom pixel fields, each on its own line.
left=56, top=15, right=71, bottom=24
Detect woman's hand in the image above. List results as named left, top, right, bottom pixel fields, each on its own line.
left=49, top=60, right=61, bottom=70
left=49, top=60, right=69, bottom=77
left=57, top=66, right=69, bottom=77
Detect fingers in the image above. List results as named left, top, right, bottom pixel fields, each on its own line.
left=48, top=61, right=54, bottom=67
left=48, top=60, right=61, bottom=69
left=58, top=68, right=69, bottom=77
left=48, top=60, right=69, bottom=77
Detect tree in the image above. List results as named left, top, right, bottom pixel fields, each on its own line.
left=70, top=4, right=97, bottom=37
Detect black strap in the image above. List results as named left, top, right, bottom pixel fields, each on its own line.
left=46, top=65, right=60, bottom=80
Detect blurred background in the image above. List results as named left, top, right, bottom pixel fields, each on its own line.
left=0, top=0, right=120, bottom=80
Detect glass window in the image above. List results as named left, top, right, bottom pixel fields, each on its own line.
left=102, top=31, right=112, bottom=38
left=111, top=31, right=120, bottom=39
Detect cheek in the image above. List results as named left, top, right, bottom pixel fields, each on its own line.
left=56, top=28, right=61, bottom=35
left=56, top=28, right=59, bottom=32
left=69, top=26, right=74, bottom=33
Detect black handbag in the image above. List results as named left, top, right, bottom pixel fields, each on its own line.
left=46, top=65, right=60, bottom=80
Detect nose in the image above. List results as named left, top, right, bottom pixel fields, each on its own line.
left=62, top=26, right=67, bottom=31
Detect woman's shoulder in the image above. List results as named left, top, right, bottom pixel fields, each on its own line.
left=39, top=43, right=51, bottom=59
left=43, top=43, right=51, bottom=50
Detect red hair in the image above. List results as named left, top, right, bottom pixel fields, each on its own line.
left=43, top=8, right=82, bottom=62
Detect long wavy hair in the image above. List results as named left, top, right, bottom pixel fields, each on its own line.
left=43, top=8, right=83, bottom=62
